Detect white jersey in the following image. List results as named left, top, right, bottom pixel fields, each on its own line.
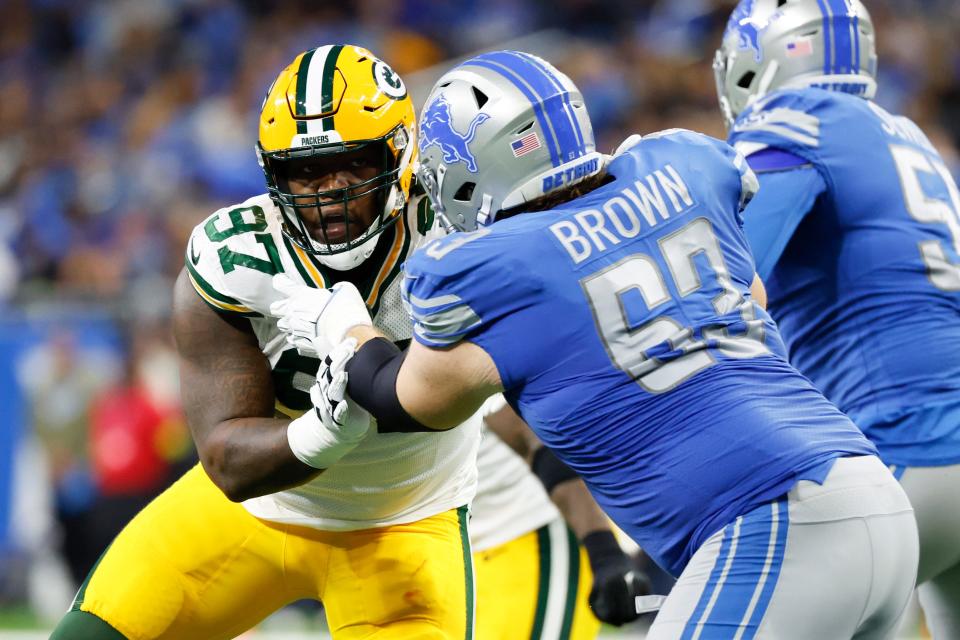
left=185, top=193, right=480, bottom=530
left=469, top=395, right=560, bottom=552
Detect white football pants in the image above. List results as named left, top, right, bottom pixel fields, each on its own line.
left=648, top=455, right=918, bottom=640
left=891, top=463, right=960, bottom=640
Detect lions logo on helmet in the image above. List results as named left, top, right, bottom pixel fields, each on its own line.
left=714, top=0, right=877, bottom=128
left=727, top=0, right=781, bottom=62
left=257, top=45, right=417, bottom=271
left=420, top=95, right=491, bottom=174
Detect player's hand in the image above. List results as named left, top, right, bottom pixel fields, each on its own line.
left=316, top=338, right=369, bottom=439
left=271, top=274, right=373, bottom=357
left=584, top=531, right=653, bottom=626
left=287, top=338, right=372, bottom=469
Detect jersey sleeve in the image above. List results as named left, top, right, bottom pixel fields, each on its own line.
left=183, top=202, right=280, bottom=318
left=401, top=229, right=533, bottom=350
left=741, top=163, right=827, bottom=280
left=728, top=89, right=830, bottom=166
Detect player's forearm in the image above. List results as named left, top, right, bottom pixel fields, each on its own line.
left=346, top=324, right=388, bottom=346
left=199, top=417, right=322, bottom=502
left=547, top=475, right=614, bottom=541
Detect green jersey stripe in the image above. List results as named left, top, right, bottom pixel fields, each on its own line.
left=282, top=236, right=318, bottom=288
left=370, top=219, right=411, bottom=318
left=184, top=257, right=243, bottom=305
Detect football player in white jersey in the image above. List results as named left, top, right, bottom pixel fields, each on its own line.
left=50, top=45, right=481, bottom=640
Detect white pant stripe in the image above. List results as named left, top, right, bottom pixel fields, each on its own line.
left=541, top=518, right=572, bottom=640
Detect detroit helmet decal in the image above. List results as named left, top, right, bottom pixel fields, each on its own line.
left=419, top=95, right=491, bottom=173
left=727, top=0, right=780, bottom=63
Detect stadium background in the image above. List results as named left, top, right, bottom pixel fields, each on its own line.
left=0, top=0, right=956, bottom=637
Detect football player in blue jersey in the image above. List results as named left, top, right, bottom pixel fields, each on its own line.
left=715, top=1, right=960, bottom=636
left=273, top=50, right=918, bottom=638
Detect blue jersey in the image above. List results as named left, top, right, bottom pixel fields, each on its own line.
left=403, top=130, right=875, bottom=576
left=730, top=88, right=960, bottom=467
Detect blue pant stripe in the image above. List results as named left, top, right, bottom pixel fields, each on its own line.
left=701, top=501, right=776, bottom=632
left=827, top=0, right=854, bottom=74
left=464, top=59, right=561, bottom=167
left=741, top=498, right=790, bottom=639
left=473, top=52, right=581, bottom=163
left=680, top=523, right=737, bottom=640
left=514, top=51, right=585, bottom=156
left=814, top=0, right=832, bottom=75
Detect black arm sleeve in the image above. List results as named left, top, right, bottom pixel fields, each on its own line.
left=531, top=445, right=579, bottom=494
left=344, top=338, right=436, bottom=433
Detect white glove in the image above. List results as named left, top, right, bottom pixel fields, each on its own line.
left=287, top=338, right=372, bottom=469
left=270, top=273, right=373, bottom=357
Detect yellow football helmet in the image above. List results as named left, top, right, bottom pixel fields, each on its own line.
left=258, top=45, right=417, bottom=270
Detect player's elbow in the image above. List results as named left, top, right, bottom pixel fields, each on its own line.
left=197, top=442, right=251, bottom=502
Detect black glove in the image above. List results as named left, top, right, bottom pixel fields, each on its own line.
left=583, top=530, right=653, bottom=626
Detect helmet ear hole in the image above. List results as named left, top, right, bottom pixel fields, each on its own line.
left=453, top=182, right=476, bottom=202
left=777, top=0, right=787, bottom=6
left=737, top=71, right=756, bottom=89
left=471, top=86, right=489, bottom=109
left=515, top=121, right=534, bottom=135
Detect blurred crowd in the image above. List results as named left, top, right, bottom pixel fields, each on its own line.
left=0, top=0, right=958, bottom=627
left=2, top=0, right=959, bottom=308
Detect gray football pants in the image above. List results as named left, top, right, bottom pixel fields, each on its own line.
left=648, top=455, right=919, bottom=640
left=893, top=463, right=960, bottom=639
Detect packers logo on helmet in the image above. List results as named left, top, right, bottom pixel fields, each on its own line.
left=257, top=45, right=417, bottom=270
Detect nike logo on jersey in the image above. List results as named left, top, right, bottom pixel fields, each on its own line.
left=190, top=238, right=201, bottom=265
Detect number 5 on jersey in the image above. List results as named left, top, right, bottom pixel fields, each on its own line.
left=890, top=145, right=960, bottom=291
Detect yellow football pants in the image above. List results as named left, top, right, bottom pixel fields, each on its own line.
left=71, top=464, right=474, bottom=640
left=473, top=518, right=601, bottom=640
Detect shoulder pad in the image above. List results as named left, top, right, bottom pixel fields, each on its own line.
left=185, top=195, right=283, bottom=317
left=731, top=89, right=824, bottom=152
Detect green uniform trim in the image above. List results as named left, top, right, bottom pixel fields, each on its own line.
left=458, top=505, right=475, bottom=640
left=282, top=236, right=318, bottom=287
left=295, top=48, right=316, bottom=134
left=184, top=257, right=242, bottom=305
left=417, top=196, right=436, bottom=235
left=184, top=258, right=260, bottom=318
left=369, top=217, right=412, bottom=318
left=321, top=45, right=344, bottom=132
left=69, top=544, right=112, bottom=612
left=531, top=525, right=552, bottom=639
left=50, top=610, right=127, bottom=640
left=558, top=526, right=580, bottom=640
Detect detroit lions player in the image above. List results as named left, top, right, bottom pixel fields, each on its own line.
left=274, top=51, right=918, bottom=638
left=716, top=1, right=960, bottom=636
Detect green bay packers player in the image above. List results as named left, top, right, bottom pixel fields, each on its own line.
left=50, top=45, right=481, bottom=640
